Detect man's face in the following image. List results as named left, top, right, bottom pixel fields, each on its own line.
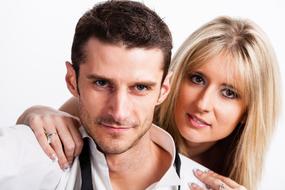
left=66, top=38, right=170, bottom=155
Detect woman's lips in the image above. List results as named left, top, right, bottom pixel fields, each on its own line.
left=187, top=114, right=211, bottom=128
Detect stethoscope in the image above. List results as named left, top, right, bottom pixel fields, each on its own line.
left=79, top=138, right=182, bottom=190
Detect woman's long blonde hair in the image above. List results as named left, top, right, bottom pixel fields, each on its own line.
left=157, top=16, right=281, bottom=190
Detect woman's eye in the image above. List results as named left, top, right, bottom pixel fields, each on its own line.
left=190, top=74, right=205, bottom=85
left=222, top=88, right=238, bottom=99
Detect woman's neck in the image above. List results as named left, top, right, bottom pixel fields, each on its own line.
left=185, top=141, right=216, bottom=161
left=184, top=140, right=227, bottom=174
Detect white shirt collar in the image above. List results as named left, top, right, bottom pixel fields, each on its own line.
left=79, top=124, right=181, bottom=189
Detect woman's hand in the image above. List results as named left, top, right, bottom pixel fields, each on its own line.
left=189, top=169, right=247, bottom=190
left=17, top=105, right=83, bottom=170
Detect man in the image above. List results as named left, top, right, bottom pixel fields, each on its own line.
left=0, top=1, right=206, bottom=189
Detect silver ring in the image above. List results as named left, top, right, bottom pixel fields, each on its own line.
left=219, top=183, right=226, bottom=190
left=45, top=132, right=57, bottom=144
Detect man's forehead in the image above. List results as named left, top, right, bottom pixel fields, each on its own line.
left=82, top=38, right=163, bottom=69
left=83, top=38, right=164, bottom=60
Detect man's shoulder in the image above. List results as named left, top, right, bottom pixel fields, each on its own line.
left=179, top=153, right=207, bottom=170
left=0, top=125, right=64, bottom=190
left=0, top=124, right=60, bottom=167
left=179, top=153, right=208, bottom=188
left=1, top=124, right=37, bottom=139
left=0, top=124, right=46, bottom=155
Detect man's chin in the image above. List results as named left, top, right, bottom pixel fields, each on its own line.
left=97, top=143, right=132, bottom=155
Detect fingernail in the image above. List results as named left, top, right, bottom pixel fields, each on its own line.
left=206, top=169, right=213, bottom=174
left=63, top=164, right=70, bottom=172
left=189, top=183, right=198, bottom=189
left=195, top=169, right=203, bottom=176
left=51, top=154, right=58, bottom=162
left=63, top=166, right=70, bottom=172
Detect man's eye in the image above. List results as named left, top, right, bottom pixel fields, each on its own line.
left=222, top=88, right=239, bottom=99
left=190, top=74, right=205, bottom=85
left=135, top=84, right=148, bottom=91
left=94, top=80, right=108, bottom=87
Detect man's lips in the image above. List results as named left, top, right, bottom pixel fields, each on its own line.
left=187, top=114, right=211, bottom=128
left=100, top=122, right=132, bottom=132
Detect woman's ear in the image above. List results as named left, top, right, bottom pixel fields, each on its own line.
left=240, top=112, right=247, bottom=125
left=65, top=61, right=79, bottom=97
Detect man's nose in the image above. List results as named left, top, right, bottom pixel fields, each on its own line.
left=107, top=89, right=130, bottom=121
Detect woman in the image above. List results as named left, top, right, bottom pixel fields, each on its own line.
left=156, top=16, right=280, bottom=190
left=18, top=16, right=281, bottom=190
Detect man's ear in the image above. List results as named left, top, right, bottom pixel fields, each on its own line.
left=65, top=61, right=79, bottom=97
left=156, top=71, right=173, bottom=105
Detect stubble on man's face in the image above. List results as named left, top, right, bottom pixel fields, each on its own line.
left=78, top=100, right=154, bottom=155
left=72, top=38, right=165, bottom=155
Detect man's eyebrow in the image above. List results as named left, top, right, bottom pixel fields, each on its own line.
left=86, top=74, right=110, bottom=81
left=87, top=74, right=158, bottom=86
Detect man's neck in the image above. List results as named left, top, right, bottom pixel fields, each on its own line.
left=106, top=130, right=172, bottom=190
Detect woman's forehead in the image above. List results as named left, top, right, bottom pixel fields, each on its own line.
left=188, top=53, right=246, bottom=90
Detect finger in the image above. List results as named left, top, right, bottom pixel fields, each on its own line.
left=193, top=169, right=231, bottom=190
left=43, top=116, right=69, bottom=170
left=209, top=172, right=240, bottom=188
left=206, top=171, right=245, bottom=189
left=49, top=133, right=70, bottom=170
left=66, top=118, right=83, bottom=157
left=189, top=183, right=205, bottom=190
left=29, top=115, right=57, bottom=160
left=55, top=117, right=76, bottom=165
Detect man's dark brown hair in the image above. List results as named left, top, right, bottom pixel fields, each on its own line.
left=71, top=0, right=172, bottom=82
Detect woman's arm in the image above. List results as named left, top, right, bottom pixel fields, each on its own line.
left=59, top=97, right=80, bottom=116
left=16, top=97, right=82, bottom=169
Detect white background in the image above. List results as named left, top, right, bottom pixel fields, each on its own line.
left=0, top=0, right=284, bottom=189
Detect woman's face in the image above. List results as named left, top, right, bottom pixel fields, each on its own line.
left=174, top=54, right=246, bottom=147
